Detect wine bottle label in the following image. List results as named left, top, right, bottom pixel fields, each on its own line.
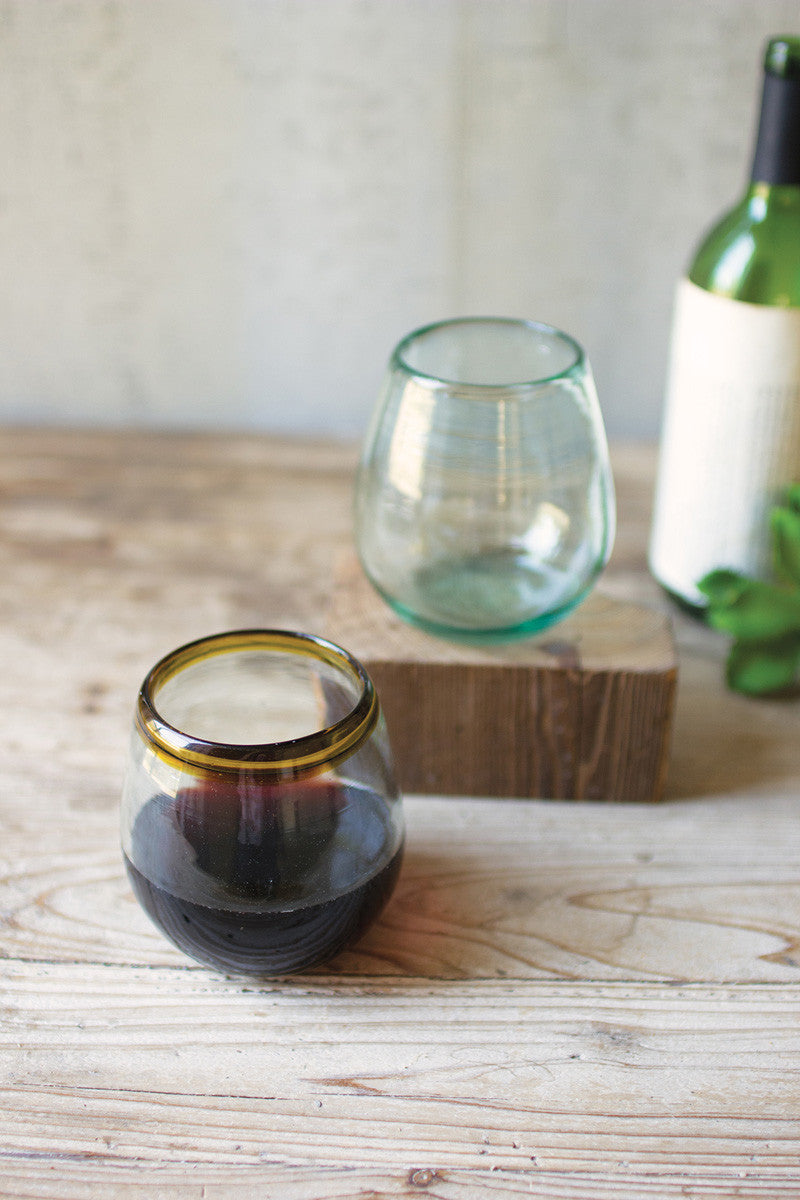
left=650, top=279, right=800, bottom=604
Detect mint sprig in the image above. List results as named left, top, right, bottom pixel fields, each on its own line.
left=698, top=488, right=800, bottom=697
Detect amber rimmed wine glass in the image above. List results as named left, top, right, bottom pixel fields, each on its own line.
left=121, top=630, right=404, bottom=976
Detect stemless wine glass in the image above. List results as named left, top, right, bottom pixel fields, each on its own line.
left=121, top=630, right=404, bottom=976
left=354, top=317, right=616, bottom=640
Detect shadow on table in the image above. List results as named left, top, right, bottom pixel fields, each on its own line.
left=664, top=652, right=800, bottom=799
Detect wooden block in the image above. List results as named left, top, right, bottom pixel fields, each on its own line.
left=326, top=554, right=677, bottom=802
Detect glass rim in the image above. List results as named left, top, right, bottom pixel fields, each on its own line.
left=391, top=315, right=585, bottom=389
left=135, top=629, right=379, bottom=777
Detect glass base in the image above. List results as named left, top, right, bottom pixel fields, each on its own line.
left=369, top=551, right=596, bottom=643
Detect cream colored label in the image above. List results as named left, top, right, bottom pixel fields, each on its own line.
left=649, top=279, right=800, bottom=603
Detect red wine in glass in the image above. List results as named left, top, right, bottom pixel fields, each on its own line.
left=124, top=776, right=403, bottom=975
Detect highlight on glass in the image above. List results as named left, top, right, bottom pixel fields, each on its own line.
left=121, top=630, right=404, bottom=976
left=354, top=317, right=616, bottom=640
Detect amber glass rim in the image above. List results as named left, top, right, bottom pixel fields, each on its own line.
left=392, top=315, right=585, bottom=389
left=135, top=629, right=379, bottom=777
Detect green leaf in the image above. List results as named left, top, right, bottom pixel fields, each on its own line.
left=726, top=636, right=800, bottom=696
left=705, top=578, right=800, bottom=641
left=784, top=482, right=800, bottom=514
left=697, top=568, right=749, bottom=606
left=771, top=504, right=800, bottom=586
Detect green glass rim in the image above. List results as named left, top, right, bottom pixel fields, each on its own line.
left=391, top=315, right=585, bottom=389
left=135, top=629, right=379, bottom=778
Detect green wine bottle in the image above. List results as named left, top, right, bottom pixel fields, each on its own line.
left=650, top=35, right=800, bottom=609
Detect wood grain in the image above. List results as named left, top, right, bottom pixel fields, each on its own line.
left=0, top=968, right=797, bottom=1148
left=2, top=968, right=800, bottom=1195
left=2, top=429, right=800, bottom=1199
left=326, top=555, right=677, bottom=801
left=3, top=796, right=800, bottom=983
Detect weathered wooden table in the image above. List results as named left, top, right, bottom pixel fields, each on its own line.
left=2, top=428, right=800, bottom=1198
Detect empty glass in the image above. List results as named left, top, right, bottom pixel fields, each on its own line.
left=121, top=630, right=404, bottom=976
left=354, top=317, right=615, bottom=640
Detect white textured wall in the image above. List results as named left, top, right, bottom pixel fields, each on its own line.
left=1, top=0, right=797, bottom=438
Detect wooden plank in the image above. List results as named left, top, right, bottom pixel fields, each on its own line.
left=326, top=554, right=677, bottom=802
left=2, top=429, right=797, bottom=812
left=3, top=795, right=800, bottom=983
left=2, top=966, right=800, bottom=1196
left=1, top=1165, right=797, bottom=1200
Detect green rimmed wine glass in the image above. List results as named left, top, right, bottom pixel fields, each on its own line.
left=354, top=316, right=616, bottom=641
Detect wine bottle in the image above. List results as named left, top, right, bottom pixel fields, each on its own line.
left=649, top=35, right=800, bottom=610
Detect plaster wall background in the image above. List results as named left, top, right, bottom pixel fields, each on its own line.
left=1, top=0, right=797, bottom=437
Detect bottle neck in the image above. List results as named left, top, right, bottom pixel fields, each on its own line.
left=751, top=69, right=800, bottom=185
left=742, top=181, right=800, bottom=215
